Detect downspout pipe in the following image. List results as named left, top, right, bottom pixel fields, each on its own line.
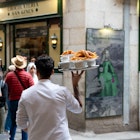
left=123, top=0, right=130, bottom=125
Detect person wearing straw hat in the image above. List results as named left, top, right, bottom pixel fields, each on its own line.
left=5, top=55, right=34, bottom=140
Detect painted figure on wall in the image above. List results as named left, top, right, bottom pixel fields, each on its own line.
left=85, top=28, right=124, bottom=118
left=98, top=48, right=118, bottom=97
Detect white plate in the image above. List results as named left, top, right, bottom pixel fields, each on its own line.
left=58, top=62, right=70, bottom=70
left=86, top=59, right=96, bottom=66
left=60, top=54, right=74, bottom=62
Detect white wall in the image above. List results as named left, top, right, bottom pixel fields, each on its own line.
left=63, top=0, right=139, bottom=133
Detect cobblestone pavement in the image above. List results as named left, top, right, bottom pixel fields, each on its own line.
left=70, top=129, right=140, bottom=140
left=14, top=128, right=140, bottom=140
left=1, top=128, right=140, bottom=140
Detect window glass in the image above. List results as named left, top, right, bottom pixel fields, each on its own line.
left=15, top=21, right=47, bottom=62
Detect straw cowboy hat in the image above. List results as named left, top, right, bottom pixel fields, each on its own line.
left=11, top=55, right=27, bottom=69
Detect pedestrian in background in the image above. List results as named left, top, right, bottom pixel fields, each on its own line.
left=30, top=56, right=36, bottom=63
left=0, top=68, right=8, bottom=134
left=3, top=65, right=16, bottom=79
left=4, top=65, right=16, bottom=133
left=5, top=55, right=34, bottom=140
left=16, top=54, right=83, bottom=140
left=26, top=62, right=38, bottom=84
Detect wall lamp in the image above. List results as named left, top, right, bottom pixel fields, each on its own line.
left=104, top=24, right=112, bottom=29
left=100, top=24, right=113, bottom=37
left=0, top=38, right=3, bottom=51
left=103, top=24, right=113, bottom=31
left=50, top=33, right=57, bottom=49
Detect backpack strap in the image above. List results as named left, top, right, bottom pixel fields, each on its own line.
left=14, top=71, right=26, bottom=89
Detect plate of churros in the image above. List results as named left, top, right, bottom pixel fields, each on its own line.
left=58, top=50, right=99, bottom=71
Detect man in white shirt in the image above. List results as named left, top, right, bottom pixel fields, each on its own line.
left=16, top=54, right=83, bottom=140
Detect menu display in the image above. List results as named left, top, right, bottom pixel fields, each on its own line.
left=16, top=26, right=47, bottom=38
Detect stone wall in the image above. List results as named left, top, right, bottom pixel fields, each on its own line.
left=63, top=0, right=86, bottom=131
left=63, top=0, right=139, bottom=133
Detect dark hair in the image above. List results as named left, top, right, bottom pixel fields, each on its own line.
left=35, top=54, right=54, bottom=79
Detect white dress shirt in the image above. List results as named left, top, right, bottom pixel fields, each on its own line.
left=16, top=79, right=82, bottom=140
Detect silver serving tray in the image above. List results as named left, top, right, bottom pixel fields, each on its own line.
left=58, top=65, right=99, bottom=72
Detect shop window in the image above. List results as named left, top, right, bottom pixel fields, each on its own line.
left=15, top=21, right=47, bottom=63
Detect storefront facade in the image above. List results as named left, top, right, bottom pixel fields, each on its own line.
left=0, top=0, right=139, bottom=134
left=0, top=0, right=62, bottom=70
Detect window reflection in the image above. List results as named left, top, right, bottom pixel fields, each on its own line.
left=15, top=22, right=47, bottom=62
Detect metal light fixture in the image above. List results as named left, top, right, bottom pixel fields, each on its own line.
left=104, top=24, right=112, bottom=29
left=0, top=38, right=3, bottom=51
left=50, top=33, right=57, bottom=49
left=100, top=24, right=113, bottom=38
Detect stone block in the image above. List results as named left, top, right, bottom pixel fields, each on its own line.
left=70, top=28, right=85, bottom=45
left=86, top=11, right=104, bottom=28
left=105, top=12, right=123, bottom=29
left=63, top=11, right=85, bottom=28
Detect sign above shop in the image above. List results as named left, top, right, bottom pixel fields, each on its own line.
left=0, top=0, right=58, bottom=21
left=16, top=26, right=47, bottom=38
